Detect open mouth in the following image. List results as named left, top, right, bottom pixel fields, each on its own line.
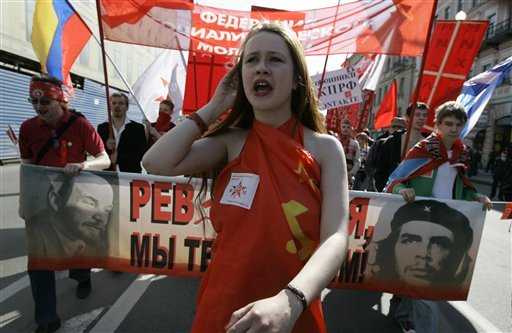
left=408, top=267, right=434, bottom=278
left=253, top=80, right=273, bottom=97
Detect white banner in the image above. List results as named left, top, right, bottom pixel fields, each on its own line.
left=311, top=67, right=362, bottom=110
left=19, top=165, right=501, bottom=300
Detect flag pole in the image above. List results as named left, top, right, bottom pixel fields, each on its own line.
left=67, top=0, right=146, bottom=121
left=317, top=0, right=342, bottom=99
left=402, top=0, right=438, bottom=158
left=175, top=35, right=188, bottom=69
left=93, top=0, right=114, bottom=140
left=92, top=35, right=147, bottom=119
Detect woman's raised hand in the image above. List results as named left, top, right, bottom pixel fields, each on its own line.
left=208, top=67, right=239, bottom=117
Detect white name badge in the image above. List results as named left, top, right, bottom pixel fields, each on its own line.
left=220, top=173, right=260, bottom=210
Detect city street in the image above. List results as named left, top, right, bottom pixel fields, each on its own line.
left=1, top=163, right=510, bottom=333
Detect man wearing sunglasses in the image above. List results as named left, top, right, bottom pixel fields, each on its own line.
left=18, top=76, right=110, bottom=333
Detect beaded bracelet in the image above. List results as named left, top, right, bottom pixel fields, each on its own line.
left=285, top=284, right=308, bottom=312
left=186, top=113, right=208, bottom=134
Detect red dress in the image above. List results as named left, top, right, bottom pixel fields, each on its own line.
left=191, top=118, right=327, bottom=332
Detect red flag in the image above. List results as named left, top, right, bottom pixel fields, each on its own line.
left=341, top=104, right=360, bottom=129
left=182, top=52, right=231, bottom=114
left=357, top=90, right=375, bottom=131
left=325, top=109, right=338, bottom=132
left=416, top=20, right=489, bottom=129
left=100, top=0, right=193, bottom=28
left=100, top=0, right=193, bottom=49
left=374, top=80, right=397, bottom=129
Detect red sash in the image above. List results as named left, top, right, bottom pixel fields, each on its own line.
left=191, top=118, right=326, bottom=333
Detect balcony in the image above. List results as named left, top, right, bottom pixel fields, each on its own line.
left=482, top=18, right=512, bottom=48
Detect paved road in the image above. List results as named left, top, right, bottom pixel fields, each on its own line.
left=1, top=164, right=510, bottom=333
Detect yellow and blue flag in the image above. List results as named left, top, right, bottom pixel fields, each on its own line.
left=31, top=0, right=91, bottom=82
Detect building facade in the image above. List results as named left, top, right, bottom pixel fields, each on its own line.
left=372, top=0, right=512, bottom=166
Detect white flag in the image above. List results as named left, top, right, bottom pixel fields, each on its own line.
left=168, top=63, right=184, bottom=120
left=359, top=55, right=387, bottom=92
left=132, top=49, right=187, bottom=122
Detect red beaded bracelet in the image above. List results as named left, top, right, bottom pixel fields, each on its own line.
left=186, top=113, right=208, bottom=134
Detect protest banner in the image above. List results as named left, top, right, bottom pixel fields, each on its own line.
left=416, top=20, right=489, bottom=129
left=312, top=67, right=362, bottom=110
left=356, top=90, right=374, bottom=132
left=99, top=0, right=435, bottom=57
left=21, top=164, right=491, bottom=300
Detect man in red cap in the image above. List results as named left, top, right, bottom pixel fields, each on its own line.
left=19, top=75, right=110, bottom=333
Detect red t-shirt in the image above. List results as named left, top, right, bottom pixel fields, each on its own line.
left=19, top=110, right=105, bottom=167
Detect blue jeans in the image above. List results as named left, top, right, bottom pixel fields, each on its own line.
left=392, top=296, right=440, bottom=333
left=28, top=269, right=90, bottom=325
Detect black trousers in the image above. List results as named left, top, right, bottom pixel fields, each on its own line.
left=28, top=269, right=90, bottom=325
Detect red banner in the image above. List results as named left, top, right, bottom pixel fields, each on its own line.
left=326, top=104, right=360, bottom=135
left=416, top=20, right=489, bottom=128
left=357, top=90, right=374, bottom=131
left=100, top=0, right=435, bottom=57
left=182, top=7, right=235, bottom=114
left=182, top=52, right=232, bottom=114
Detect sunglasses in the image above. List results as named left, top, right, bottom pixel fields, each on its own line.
left=391, top=125, right=403, bottom=129
left=27, top=97, right=52, bottom=106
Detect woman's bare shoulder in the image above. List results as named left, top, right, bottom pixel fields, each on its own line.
left=303, top=128, right=344, bottom=164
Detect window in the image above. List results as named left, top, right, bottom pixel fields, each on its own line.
left=457, top=0, right=463, bottom=12
left=472, top=0, right=478, bottom=8
left=25, top=0, right=35, bottom=42
left=487, top=13, right=497, bottom=37
left=444, top=6, right=451, bottom=19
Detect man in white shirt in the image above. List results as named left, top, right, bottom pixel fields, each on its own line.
left=97, top=93, right=147, bottom=173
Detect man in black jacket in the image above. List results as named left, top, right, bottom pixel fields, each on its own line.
left=367, top=103, right=428, bottom=192
left=97, top=93, right=147, bottom=173
left=497, top=149, right=512, bottom=201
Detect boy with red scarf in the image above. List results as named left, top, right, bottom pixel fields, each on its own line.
left=385, top=101, right=491, bottom=333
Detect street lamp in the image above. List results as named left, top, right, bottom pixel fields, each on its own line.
left=455, top=11, right=467, bottom=20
